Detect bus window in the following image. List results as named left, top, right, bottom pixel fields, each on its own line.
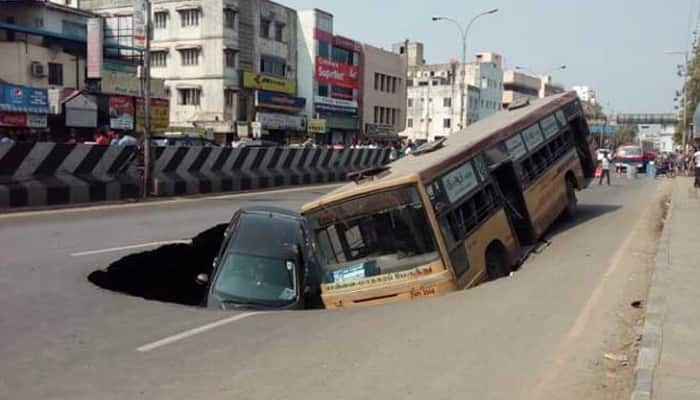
left=307, top=186, right=439, bottom=284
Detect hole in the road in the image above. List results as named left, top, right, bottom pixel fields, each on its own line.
left=88, top=224, right=227, bottom=307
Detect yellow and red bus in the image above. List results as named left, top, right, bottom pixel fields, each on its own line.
left=301, top=91, right=596, bottom=309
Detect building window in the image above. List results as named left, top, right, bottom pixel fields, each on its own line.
left=224, top=8, right=236, bottom=29
left=180, top=9, right=200, bottom=27
left=374, top=73, right=379, bottom=91
left=443, top=97, right=452, bottom=107
left=332, top=85, right=353, bottom=100
left=318, top=83, right=329, bottom=97
left=180, top=48, right=200, bottom=65
left=154, top=12, right=167, bottom=29
left=318, top=41, right=330, bottom=58
left=260, top=55, right=285, bottom=77
left=151, top=51, right=167, bottom=67
left=225, top=49, right=238, bottom=68
left=444, top=118, right=451, bottom=128
left=34, top=17, right=44, bottom=28
left=331, top=46, right=352, bottom=64
left=391, top=109, right=397, bottom=125
left=225, top=89, right=235, bottom=107
left=373, top=106, right=378, bottom=123
left=407, top=118, right=413, bottom=128
left=260, top=18, right=271, bottom=38
left=178, top=88, right=200, bottom=105
left=48, top=63, right=63, bottom=85
left=274, top=23, right=285, bottom=42
left=407, top=98, right=413, bottom=107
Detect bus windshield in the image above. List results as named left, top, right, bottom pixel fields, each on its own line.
left=306, top=186, right=439, bottom=284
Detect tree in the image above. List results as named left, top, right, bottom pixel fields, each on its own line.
left=612, top=125, right=637, bottom=146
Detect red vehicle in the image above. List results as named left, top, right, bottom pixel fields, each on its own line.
left=614, top=145, right=654, bottom=172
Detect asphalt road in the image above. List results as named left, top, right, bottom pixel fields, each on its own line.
left=0, top=178, right=663, bottom=400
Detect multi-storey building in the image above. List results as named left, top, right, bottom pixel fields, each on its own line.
left=297, top=8, right=362, bottom=145
left=396, top=41, right=502, bottom=142
left=502, top=69, right=541, bottom=109
left=82, top=0, right=302, bottom=143
left=361, top=43, right=406, bottom=143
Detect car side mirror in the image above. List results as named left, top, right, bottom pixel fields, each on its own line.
left=195, top=273, right=209, bottom=286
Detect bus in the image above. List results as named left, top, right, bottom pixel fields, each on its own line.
left=301, top=91, right=596, bottom=309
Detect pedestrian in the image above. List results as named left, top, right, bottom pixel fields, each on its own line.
left=117, top=131, right=138, bottom=146
left=231, top=136, right=242, bottom=148
left=693, top=147, right=700, bottom=188
left=599, top=151, right=612, bottom=185
left=94, top=129, right=109, bottom=145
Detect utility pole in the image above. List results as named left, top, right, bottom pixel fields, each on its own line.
left=141, top=0, right=152, bottom=197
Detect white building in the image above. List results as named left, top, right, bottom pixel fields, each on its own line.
left=82, top=0, right=301, bottom=142
left=638, top=123, right=675, bottom=152
left=572, top=85, right=597, bottom=104
left=395, top=41, right=503, bottom=142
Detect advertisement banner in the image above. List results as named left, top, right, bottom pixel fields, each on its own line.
left=243, top=72, right=295, bottom=95
left=0, top=84, right=49, bottom=114
left=307, top=119, right=327, bottom=134
left=314, top=96, right=358, bottom=115
left=133, top=0, right=147, bottom=49
left=255, top=90, right=306, bottom=112
left=257, top=112, right=306, bottom=131
left=135, top=98, right=169, bottom=133
left=315, top=57, right=360, bottom=89
left=109, top=95, right=135, bottom=130
left=101, top=69, right=167, bottom=98
left=0, top=112, right=26, bottom=127
left=86, top=18, right=103, bottom=79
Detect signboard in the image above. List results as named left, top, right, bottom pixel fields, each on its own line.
left=135, top=98, right=169, bottom=132
left=86, top=18, right=103, bottom=79
left=133, top=0, right=147, bottom=49
left=65, top=93, right=98, bottom=128
left=308, top=119, right=327, bottom=134
left=243, top=72, right=295, bottom=95
left=365, top=123, right=395, bottom=136
left=314, top=96, right=358, bottom=114
left=316, top=57, right=360, bottom=89
left=521, top=124, right=545, bottom=150
left=257, top=112, right=305, bottom=131
left=333, top=35, right=361, bottom=52
left=255, top=90, right=306, bottom=112
left=109, top=95, right=134, bottom=130
left=0, top=85, right=49, bottom=114
left=540, top=115, right=560, bottom=138
left=0, top=112, right=45, bottom=128
left=505, top=134, right=527, bottom=160
left=441, top=161, right=479, bottom=203
left=101, top=69, right=167, bottom=98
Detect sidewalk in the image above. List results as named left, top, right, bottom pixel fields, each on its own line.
left=632, top=177, right=700, bottom=400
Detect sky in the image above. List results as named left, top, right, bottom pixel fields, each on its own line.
left=281, top=0, right=695, bottom=114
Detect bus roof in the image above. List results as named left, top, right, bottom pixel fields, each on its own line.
left=302, top=91, right=580, bottom=213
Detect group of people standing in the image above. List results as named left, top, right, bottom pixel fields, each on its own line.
left=597, top=146, right=700, bottom=188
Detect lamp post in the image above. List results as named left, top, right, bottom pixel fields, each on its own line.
left=433, top=8, right=498, bottom=130
left=666, top=50, right=689, bottom=154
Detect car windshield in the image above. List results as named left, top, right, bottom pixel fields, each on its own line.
left=618, top=147, right=642, bottom=157
left=213, top=253, right=297, bottom=305
left=306, top=186, right=438, bottom=284
left=213, top=213, right=303, bottom=305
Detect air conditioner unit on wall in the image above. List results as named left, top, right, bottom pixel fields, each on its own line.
left=31, top=62, right=46, bottom=77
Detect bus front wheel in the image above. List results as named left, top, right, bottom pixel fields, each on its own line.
left=563, top=177, right=578, bottom=220
left=485, top=243, right=510, bottom=281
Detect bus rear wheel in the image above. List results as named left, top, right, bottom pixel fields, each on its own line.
left=485, top=243, right=510, bottom=281
left=563, top=178, right=578, bottom=220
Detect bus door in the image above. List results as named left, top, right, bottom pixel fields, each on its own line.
left=490, top=161, right=537, bottom=246
left=570, top=118, right=596, bottom=179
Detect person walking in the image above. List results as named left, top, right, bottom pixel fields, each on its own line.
left=599, top=151, right=612, bottom=185
left=693, top=147, right=700, bottom=188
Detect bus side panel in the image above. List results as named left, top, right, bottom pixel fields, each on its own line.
left=458, top=210, right=519, bottom=289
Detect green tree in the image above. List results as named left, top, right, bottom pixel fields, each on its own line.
left=677, top=45, right=700, bottom=145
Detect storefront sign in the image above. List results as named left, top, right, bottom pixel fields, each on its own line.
left=255, top=90, right=306, bottom=112
left=365, top=123, right=395, bottom=136
left=307, top=119, right=327, bottom=134
left=135, top=98, right=169, bottom=132
left=87, top=18, right=103, bottom=79
left=27, top=113, right=47, bottom=128
left=257, top=112, right=305, bottom=131
left=133, top=0, right=147, bottom=49
left=314, top=96, right=358, bottom=115
left=109, top=95, right=134, bottom=130
left=0, top=84, right=49, bottom=114
left=315, top=57, right=360, bottom=89
left=243, top=72, right=295, bottom=95
left=101, top=70, right=167, bottom=98
left=0, top=112, right=47, bottom=128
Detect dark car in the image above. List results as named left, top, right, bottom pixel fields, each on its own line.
left=197, top=206, right=322, bottom=310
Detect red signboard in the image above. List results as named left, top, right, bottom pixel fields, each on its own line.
left=313, top=28, right=333, bottom=43
left=0, top=111, right=27, bottom=127
left=316, top=57, right=360, bottom=89
left=333, top=35, right=361, bottom=52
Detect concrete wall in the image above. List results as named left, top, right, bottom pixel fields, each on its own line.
left=0, top=42, right=86, bottom=91
left=296, top=10, right=316, bottom=118
left=361, top=44, right=407, bottom=136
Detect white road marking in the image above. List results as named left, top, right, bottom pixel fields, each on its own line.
left=70, top=240, right=192, bottom=257
left=137, top=312, right=262, bottom=353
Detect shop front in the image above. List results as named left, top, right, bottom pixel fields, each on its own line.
left=364, top=122, right=401, bottom=144
left=314, top=96, right=359, bottom=145
left=0, top=84, right=49, bottom=140
left=254, top=90, right=307, bottom=144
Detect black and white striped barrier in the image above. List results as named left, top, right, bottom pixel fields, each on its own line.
left=152, top=146, right=390, bottom=196
left=0, top=142, right=139, bottom=209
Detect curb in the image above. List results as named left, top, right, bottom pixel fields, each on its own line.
left=630, top=192, right=673, bottom=400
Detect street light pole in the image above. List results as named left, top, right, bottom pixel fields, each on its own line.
left=142, top=0, right=152, bottom=197
left=433, top=8, right=498, bottom=131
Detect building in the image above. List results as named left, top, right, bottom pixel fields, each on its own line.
left=360, top=43, right=406, bottom=143
left=572, top=85, right=597, bottom=104
left=82, top=0, right=302, bottom=143
left=396, top=41, right=503, bottom=142
left=297, top=8, right=361, bottom=145
left=502, top=69, right=541, bottom=109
